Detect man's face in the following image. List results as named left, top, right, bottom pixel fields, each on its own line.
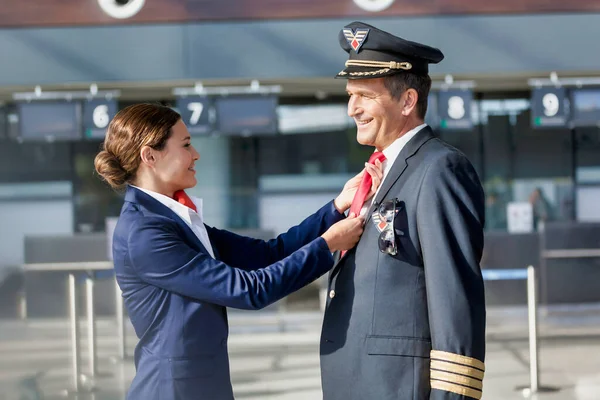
left=346, top=78, right=407, bottom=150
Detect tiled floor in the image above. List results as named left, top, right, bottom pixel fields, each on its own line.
left=1, top=305, right=599, bottom=400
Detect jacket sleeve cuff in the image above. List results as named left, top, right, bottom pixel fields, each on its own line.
left=326, top=199, right=347, bottom=222
left=430, top=350, right=485, bottom=399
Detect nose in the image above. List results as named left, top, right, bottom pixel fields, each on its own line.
left=191, top=145, right=200, bottom=161
left=347, top=95, right=360, bottom=118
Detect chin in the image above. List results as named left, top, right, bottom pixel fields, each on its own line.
left=178, top=177, right=197, bottom=190
left=356, top=133, right=375, bottom=146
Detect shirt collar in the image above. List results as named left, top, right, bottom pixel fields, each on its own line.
left=130, top=185, right=204, bottom=225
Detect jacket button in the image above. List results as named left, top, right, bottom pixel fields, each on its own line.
left=329, top=290, right=336, bottom=299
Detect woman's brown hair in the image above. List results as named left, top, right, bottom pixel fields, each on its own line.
left=94, top=103, right=180, bottom=190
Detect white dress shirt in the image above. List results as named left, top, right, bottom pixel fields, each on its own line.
left=131, top=185, right=215, bottom=258
left=360, top=123, right=427, bottom=216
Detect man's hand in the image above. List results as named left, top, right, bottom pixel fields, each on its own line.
left=334, top=159, right=384, bottom=213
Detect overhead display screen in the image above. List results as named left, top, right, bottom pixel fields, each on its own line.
left=215, top=95, right=278, bottom=135
left=571, top=89, right=600, bottom=127
left=18, top=102, right=82, bottom=141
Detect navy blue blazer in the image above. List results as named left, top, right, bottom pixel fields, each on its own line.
left=112, top=186, right=344, bottom=400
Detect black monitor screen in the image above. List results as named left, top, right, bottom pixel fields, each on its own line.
left=571, top=89, right=600, bottom=126
left=216, top=96, right=278, bottom=135
left=18, top=102, right=82, bottom=141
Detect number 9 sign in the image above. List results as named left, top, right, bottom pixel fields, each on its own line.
left=530, top=87, right=567, bottom=128
left=542, top=93, right=560, bottom=117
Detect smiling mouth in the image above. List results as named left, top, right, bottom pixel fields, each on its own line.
left=356, top=120, right=372, bottom=128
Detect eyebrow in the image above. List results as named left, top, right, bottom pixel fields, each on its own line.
left=347, top=89, right=376, bottom=96
left=182, top=136, right=191, bottom=141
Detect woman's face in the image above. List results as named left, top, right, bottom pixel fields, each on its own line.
left=152, top=119, right=200, bottom=194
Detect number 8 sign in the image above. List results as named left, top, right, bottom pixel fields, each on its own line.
left=438, top=89, right=473, bottom=130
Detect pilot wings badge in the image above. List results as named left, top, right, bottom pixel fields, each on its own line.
left=343, top=28, right=370, bottom=53
left=371, top=209, right=389, bottom=233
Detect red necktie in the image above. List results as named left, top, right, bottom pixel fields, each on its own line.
left=341, top=151, right=386, bottom=258
left=173, top=190, right=197, bottom=212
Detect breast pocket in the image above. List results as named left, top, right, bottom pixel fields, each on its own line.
left=391, top=200, right=422, bottom=267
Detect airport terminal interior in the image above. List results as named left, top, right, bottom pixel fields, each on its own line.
left=1, top=1, right=600, bottom=399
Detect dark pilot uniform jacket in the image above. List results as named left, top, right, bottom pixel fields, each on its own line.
left=320, top=125, right=486, bottom=399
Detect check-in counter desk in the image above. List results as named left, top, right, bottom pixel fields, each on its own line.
left=482, top=231, right=539, bottom=305
left=537, top=221, right=600, bottom=305
left=483, top=222, right=600, bottom=306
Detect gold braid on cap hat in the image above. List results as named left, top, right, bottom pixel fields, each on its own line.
left=345, top=60, right=413, bottom=70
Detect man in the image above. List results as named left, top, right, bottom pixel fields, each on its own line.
left=320, top=22, right=486, bottom=399
left=529, top=187, right=554, bottom=231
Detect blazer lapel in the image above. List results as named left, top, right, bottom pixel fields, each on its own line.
left=124, top=186, right=212, bottom=256
left=364, top=126, right=436, bottom=227
left=329, top=126, right=436, bottom=284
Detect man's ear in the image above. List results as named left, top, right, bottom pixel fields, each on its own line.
left=401, top=88, right=419, bottom=116
left=140, top=145, right=156, bottom=167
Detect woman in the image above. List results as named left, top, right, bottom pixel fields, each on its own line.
left=94, top=103, right=382, bottom=400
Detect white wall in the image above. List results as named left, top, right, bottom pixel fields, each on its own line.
left=577, top=186, right=600, bottom=222
left=0, top=200, right=73, bottom=269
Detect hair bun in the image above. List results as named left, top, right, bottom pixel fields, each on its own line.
left=94, top=150, right=129, bottom=190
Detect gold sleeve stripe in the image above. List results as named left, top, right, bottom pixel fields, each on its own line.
left=431, top=380, right=482, bottom=399
left=431, top=350, right=485, bottom=371
left=430, top=370, right=483, bottom=390
left=431, top=360, right=485, bottom=380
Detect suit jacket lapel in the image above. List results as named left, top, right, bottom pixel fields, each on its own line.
left=329, top=126, right=436, bottom=284
left=364, top=126, right=436, bottom=227
left=124, top=186, right=212, bottom=256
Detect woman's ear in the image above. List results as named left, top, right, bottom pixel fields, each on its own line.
left=140, top=145, right=156, bottom=167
